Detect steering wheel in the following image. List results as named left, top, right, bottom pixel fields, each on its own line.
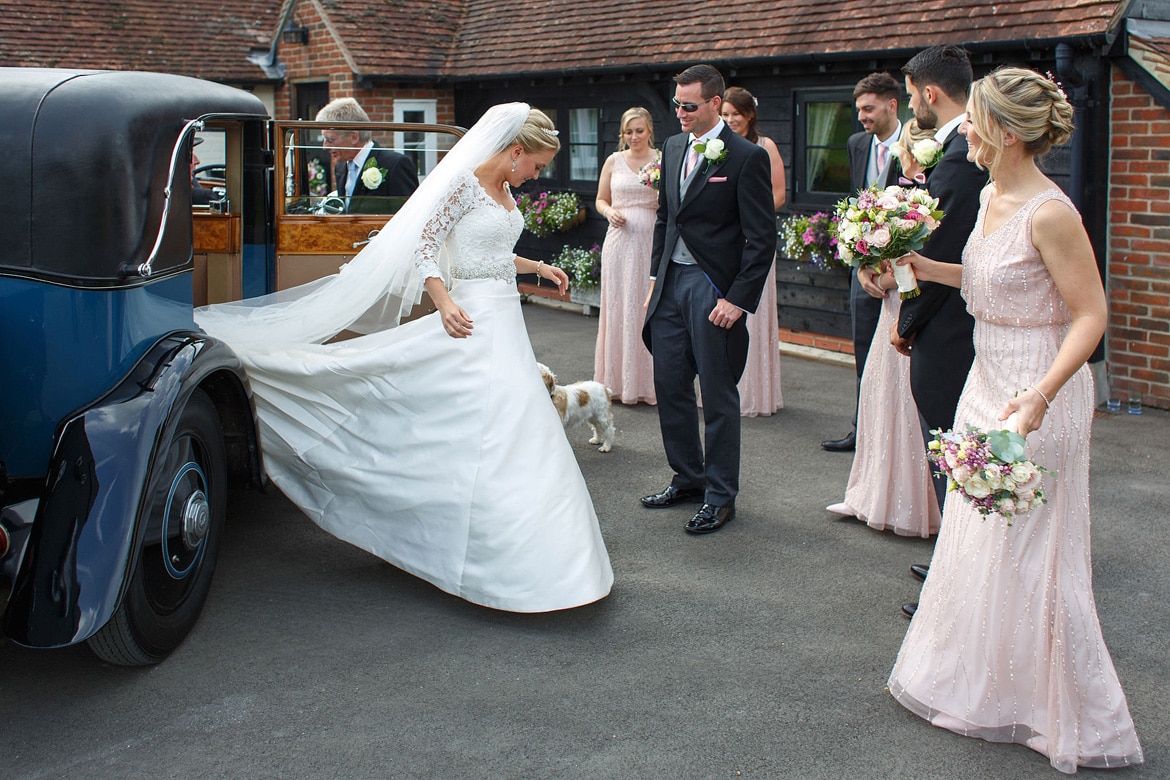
left=193, top=163, right=225, bottom=179
left=313, top=196, right=346, bottom=215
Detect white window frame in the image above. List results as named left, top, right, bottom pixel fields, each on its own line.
left=394, top=99, right=439, bottom=176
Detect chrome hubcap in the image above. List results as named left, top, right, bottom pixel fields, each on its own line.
left=181, top=489, right=210, bottom=550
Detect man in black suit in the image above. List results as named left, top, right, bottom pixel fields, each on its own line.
left=639, top=64, right=776, bottom=534
left=823, top=73, right=905, bottom=452
left=890, top=46, right=987, bottom=616
left=316, top=97, right=418, bottom=214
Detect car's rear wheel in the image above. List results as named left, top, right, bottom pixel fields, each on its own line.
left=88, top=389, right=226, bottom=665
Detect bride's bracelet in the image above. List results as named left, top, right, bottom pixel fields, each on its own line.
left=535, top=260, right=544, bottom=285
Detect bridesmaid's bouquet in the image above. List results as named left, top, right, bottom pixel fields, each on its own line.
left=834, top=184, right=944, bottom=299
left=928, top=421, right=1048, bottom=524
left=637, top=152, right=662, bottom=190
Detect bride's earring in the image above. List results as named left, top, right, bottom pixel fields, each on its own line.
left=511, top=158, right=518, bottom=172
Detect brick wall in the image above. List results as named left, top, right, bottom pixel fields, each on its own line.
left=1108, top=68, right=1170, bottom=410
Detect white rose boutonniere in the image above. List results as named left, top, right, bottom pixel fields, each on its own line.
left=360, top=157, right=389, bottom=190
left=910, top=138, right=945, bottom=170
left=692, top=137, right=728, bottom=172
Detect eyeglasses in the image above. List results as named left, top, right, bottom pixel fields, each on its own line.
left=672, top=97, right=713, bottom=113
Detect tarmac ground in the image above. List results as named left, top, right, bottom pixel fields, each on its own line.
left=0, top=301, right=1165, bottom=779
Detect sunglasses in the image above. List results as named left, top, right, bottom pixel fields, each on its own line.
left=672, top=97, right=713, bottom=113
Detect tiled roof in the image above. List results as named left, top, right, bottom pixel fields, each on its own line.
left=313, top=0, right=464, bottom=78
left=0, top=0, right=1126, bottom=83
left=0, top=0, right=279, bottom=83
left=443, top=0, right=1125, bottom=79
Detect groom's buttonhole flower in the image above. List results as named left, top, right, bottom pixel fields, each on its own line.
left=693, top=138, right=728, bottom=171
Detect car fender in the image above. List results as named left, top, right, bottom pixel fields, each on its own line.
left=3, top=332, right=259, bottom=648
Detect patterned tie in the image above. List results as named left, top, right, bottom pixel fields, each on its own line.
left=685, top=140, right=700, bottom=178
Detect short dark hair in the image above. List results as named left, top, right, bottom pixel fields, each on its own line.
left=675, top=64, right=725, bottom=100
left=852, top=72, right=902, bottom=103
left=902, top=45, right=974, bottom=102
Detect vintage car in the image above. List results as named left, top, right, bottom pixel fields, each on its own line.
left=0, top=68, right=462, bottom=664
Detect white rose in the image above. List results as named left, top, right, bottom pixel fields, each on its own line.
left=997, top=497, right=1017, bottom=516
left=983, top=469, right=1003, bottom=491
left=965, top=475, right=992, bottom=499
left=950, top=465, right=971, bottom=485
left=361, top=166, right=384, bottom=189
left=911, top=138, right=943, bottom=166
left=876, top=195, right=900, bottom=211
left=867, top=227, right=892, bottom=248
left=1010, top=462, right=1040, bottom=489
left=703, top=138, right=725, bottom=160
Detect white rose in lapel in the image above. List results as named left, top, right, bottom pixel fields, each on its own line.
left=910, top=138, right=945, bottom=169
left=360, top=157, right=388, bottom=189
left=692, top=137, right=728, bottom=173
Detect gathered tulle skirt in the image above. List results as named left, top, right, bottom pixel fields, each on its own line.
left=888, top=319, right=1142, bottom=773
left=241, top=279, right=613, bottom=612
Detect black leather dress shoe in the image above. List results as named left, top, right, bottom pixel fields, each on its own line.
left=901, top=602, right=918, bottom=619
left=640, top=485, right=704, bottom=508
left=684, top=503, right=735, bottom=534
left=909, top=564, right=930, bottom=582
left=821, top=431, right=856, bottom=452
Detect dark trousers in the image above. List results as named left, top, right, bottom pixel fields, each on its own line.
left=649, top=264, right=743, bottom=506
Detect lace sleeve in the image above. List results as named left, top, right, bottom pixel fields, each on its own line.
left=412, top=170, right=477, bottom=282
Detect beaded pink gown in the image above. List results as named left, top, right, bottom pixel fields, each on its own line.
left=888, top=187, right=1143, bottom=773
left=736, top=261, right=783, bottom=416
left=827, top=294, right=939, bottom=536
left=594, top=152, right=657, bottom=404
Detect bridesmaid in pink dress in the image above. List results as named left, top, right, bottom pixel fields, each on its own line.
left=593, top=107, right=659, bottom=405
left=720, top=87, right=784, bottom=416
left=827, top=120, right=940, bottom=537
left=889, top=68, right=1142, bottom=773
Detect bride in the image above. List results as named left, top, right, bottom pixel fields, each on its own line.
left=195, top=104, right=613, bottom=612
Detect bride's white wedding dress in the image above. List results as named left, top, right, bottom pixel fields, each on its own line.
left=199, top=162, right=613, bottom=612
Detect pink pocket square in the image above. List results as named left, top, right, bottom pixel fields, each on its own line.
left=709, top=176, right=728, bottom=183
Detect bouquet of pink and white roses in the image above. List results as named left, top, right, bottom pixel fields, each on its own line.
left=928, top=420, right=1048, bottom=524
left=637, top=152, right=662, bottom=190
left=834, top=184, right=944, bottom=299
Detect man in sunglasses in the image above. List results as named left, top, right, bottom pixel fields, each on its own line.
left=640, top=64, right=776, bottom=535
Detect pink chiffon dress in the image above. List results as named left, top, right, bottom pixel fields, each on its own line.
left=888, top=187, right=1143, bottom=773
left=736, top=260, right=783, bottom=416
left=827, top=294, right=940, bottom=536
left=594, top=152, right=657, bottom=405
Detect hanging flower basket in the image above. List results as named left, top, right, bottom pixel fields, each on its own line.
left=515, top=190, right=585, bottom=238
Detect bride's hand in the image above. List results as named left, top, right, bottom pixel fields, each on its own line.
left=541, top=264, right=570, bottom=296
left=439, top=301, right=474, bottom=338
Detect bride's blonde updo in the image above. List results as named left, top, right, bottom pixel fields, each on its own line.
left=510, top=108, right=561, bottom=154
left=968, top=66, right=1075, bottom=170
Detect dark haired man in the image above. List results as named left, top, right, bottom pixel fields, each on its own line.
left=893, top=45, right=988, bottom=616
left=823, top=72, right=904, bottom=452
left=640, top=64, right=776, bottom=535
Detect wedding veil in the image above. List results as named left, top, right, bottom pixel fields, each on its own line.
left=194, top=102, right=532, bottom=350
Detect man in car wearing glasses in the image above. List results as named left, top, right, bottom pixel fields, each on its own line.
left=316, top=97, right=419, bottom=214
